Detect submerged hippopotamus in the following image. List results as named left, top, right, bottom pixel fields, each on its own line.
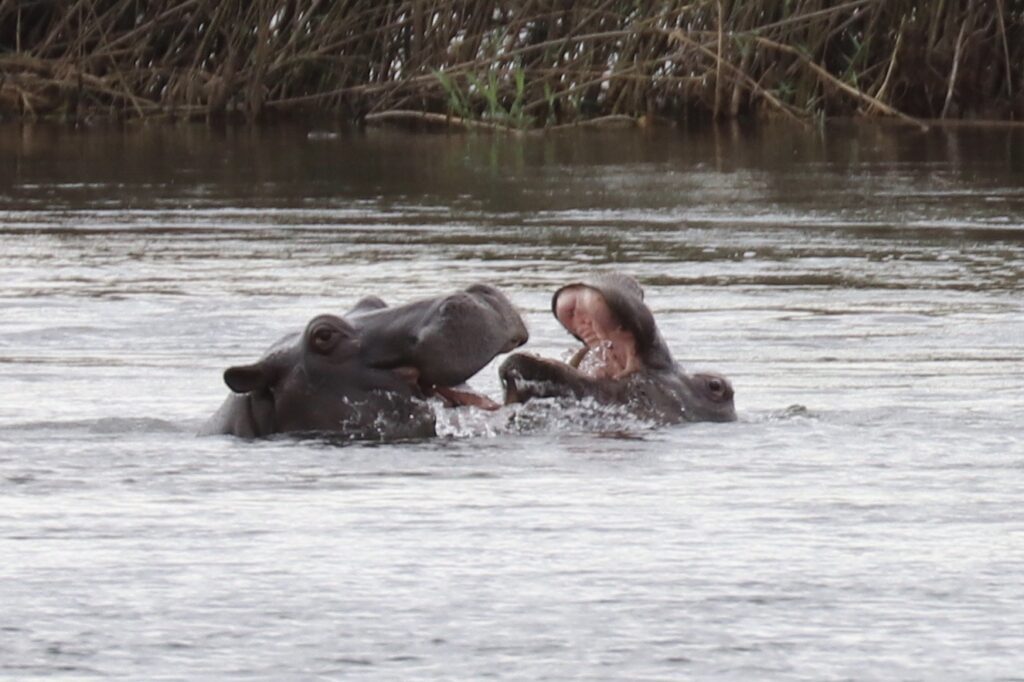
left=500, top=273, right=736, bottom=423
left=202, top=284, right=528, bottom=439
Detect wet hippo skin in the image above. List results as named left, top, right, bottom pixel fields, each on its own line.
left=500, top=273, right=736, bottom=424
left=202, top=284, right=528, bottom=439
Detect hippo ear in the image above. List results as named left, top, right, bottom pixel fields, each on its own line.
left=345, top=295, right=388, bottom=316
left=224, top=363, right=270, bottom=393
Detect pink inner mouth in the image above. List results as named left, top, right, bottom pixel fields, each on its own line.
left=554, top=285, right=639, bottom=379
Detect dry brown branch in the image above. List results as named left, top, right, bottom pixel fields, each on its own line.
left=748, top=0, right=880, bottom=34
left=668, top=30, right=810, bottom=127
left=714, top=0, right=724, bottom=118
left=752, top=36, right=929, bottom=131
left=941, top=9, right=970, bottom=119
left=539, top=114, right=638, bottom=133
left=365, top=108, right=525, bottom=134
left=870, top=17, right=904, bottom=112
left=995, top=0, right=1013, bottom=99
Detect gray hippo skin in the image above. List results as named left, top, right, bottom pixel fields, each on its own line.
left=499, top=273, right=735, bottom=423
left=202, top=284, right=528, bottom=439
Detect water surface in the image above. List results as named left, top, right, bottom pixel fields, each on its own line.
left=1, top=121, right=1023, bottom=680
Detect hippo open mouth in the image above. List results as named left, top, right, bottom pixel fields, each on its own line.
left=500, top=277, right=645, bottom=403
left=553, top=280, right=642, bottom=380
left=500, top=273, right=736, bottom=424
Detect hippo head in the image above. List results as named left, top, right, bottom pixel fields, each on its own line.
left=501, top=273, right=736, bottom=424
left=205, top=283, right=532, bottom=440
left=220, top=314, right=434, bottom=438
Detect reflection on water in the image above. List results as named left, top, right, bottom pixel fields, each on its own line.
left=1, top=121, right=1023, bottom=680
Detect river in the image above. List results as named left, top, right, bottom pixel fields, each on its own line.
left=1, top=120, right=1022, bottom=680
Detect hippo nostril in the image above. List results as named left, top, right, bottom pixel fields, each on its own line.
left=708, top=378, right=723, bottom=393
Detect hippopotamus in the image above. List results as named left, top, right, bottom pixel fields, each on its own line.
left=202, top=284, right=528, bottom=439
left=499, top=273, right=736, bottom=423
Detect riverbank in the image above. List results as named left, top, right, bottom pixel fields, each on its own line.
left=2, top=1, right=1022, bottom=128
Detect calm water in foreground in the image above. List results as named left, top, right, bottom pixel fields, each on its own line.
left=1, top=121, right=1022, bottom=680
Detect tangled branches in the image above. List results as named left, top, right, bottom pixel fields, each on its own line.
left=1, top=0, right=1021, bottom=127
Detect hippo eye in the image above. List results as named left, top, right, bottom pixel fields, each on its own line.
left=311, top=326, right=337, bottom=351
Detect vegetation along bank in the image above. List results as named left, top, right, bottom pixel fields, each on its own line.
left=2, top=1, right=1022, bottom=130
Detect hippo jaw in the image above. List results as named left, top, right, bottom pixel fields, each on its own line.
left=500, top=353, right=622, bottom=405
left=501, top=353, right=664, bottom=421
left=499, top=353, right=737, bottom=424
